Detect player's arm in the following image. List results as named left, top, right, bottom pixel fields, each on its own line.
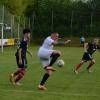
left=26, top=44, right=32, bottom=57
left=18, top=48, right=22, bottom=64
left=84, top=43, right=88, bottom=52
left=52, top=39, right=71, bottom=45
left=27, top=49, right=32, bottom=57
left=65, top=40, right=71, bottom=44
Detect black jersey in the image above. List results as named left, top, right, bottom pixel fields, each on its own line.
left=15, top=39, right=28, bottom=58
left=87, top=43, right=100, bottom=55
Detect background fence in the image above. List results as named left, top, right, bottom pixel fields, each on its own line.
left=0, top=0, right=100, bottom=40
left=0, top=6, right=31, bottom=41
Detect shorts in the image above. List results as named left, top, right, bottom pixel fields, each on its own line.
left=80, top=41, right=85, bottom=44
left=16, top=56, right=27, bottom=68
left=38, top=48, right=54, bottom=67
left=82, top=52, right=93, bottom=61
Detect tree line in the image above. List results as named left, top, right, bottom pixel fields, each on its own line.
left=0, top=0, right=100, bottom=38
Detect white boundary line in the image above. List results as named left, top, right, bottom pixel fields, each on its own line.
left=1, top=89, right=100, bottom=97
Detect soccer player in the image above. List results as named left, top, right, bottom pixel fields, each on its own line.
left=74, top=38, right=100, bottom=74
left=80, top=36, right=85, bottom=44
left=10, top=29, right=32, bottom=85
left=38, top=32, right=71, bottom=90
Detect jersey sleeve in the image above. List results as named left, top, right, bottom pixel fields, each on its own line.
left=47, top=38, right=54, bottom=45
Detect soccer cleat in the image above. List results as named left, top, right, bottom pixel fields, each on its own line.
left=9, top=73, right=15, bottom=85
left=74, top=70, right=79, bottom=74
left=15, top=82, right=22, bottom=86
left=38, top=85, right=47, bottom=90
left=88, top=69, right=92, bottom=73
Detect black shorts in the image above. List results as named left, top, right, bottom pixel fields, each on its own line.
left=16, top=57, right=27, bottom=68
left=82, top=52, right=93, bottom=61
left=80, top=41, right=85, bottom=44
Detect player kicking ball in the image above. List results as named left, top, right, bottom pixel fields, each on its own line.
left=38, top=32, right=71, bottom=90
left=74, top=38, right=100, bottom=74
left=10, top=29, right=32, bottom=86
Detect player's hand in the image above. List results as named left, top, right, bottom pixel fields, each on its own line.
left=19, top=59, right=22, bottom=64
left=65, top=40, right=71, bottom=44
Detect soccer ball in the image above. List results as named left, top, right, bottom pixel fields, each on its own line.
left=57, top=59, right=64, bottom=67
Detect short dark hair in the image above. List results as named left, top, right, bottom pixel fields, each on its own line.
left=23, top=28, right=31, bottom=34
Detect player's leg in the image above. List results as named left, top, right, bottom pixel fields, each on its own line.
left=38, top=55, right=57, bottom=90
left=10, top=69, right=22, bottom=84
left=14, top=68, right=26, bottom=85
left=10, top=56, right=20, bottom=84
left=74, top=52, right=91, bottom=74
left=10, top=58, right=27, bottom=85
left=38, top=50, right=60, bottom=90
left=14, top=58, right=27, bottom=85
left=10, top=69, right=26, bottom=85
left=87, top=59, right=95, bottom=73
left=74, top=60, right=85, bottom=74
left=49, top=51, right=61, bottom=66
left=38, top=58, right=51, bottom=90
left=38, top=67, right=53, bottom=90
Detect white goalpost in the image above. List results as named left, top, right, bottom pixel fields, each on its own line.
left=0, top=6, right=4, bottom=52
left=0, top=6, right=21, bottom=52
left=0, top=22, right=4, bottom=52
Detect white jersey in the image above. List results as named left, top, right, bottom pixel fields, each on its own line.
left=38, top=36, right=55, bottom=67
left=40, top=36, right=54, bottom=50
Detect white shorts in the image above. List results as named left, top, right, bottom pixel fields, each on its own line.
left=38, top=48, right=55, bottom=67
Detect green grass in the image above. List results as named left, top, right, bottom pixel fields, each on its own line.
left=0, top=46, right=100, bottom=100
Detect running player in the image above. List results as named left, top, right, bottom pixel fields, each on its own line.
left=38, top=32, right=71, bottom=90
left=74, top=38, right=100, bottom=74
left=10, top=29, right=32, bottom=85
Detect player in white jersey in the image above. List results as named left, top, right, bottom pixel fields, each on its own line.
left=38, top=32, right=71, bottom=90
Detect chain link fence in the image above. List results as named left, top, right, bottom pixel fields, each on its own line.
left=0, top=6, right=31, bottom=41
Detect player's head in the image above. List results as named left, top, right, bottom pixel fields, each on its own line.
left=23, top=28, right=31, bottom=40
left=51, top=32, right=59, bottom=41
left=93, top=37, right=99, bottom=44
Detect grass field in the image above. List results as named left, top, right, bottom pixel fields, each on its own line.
left=0, top=46, right=100, bottom=100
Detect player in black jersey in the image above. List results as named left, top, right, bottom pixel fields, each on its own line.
left=74, top=38, right=100, bottom=74
left=10, top=29, right=32, bottom=85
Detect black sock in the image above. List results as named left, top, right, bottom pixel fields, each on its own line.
left=40, top=73, right=50, bottom=85
left=49, top=53, right=60, bottom=66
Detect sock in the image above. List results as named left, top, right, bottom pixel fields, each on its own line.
left=40, top=73, right=50, bottom=85
left=14, top=69, right=21, bottom=77
left=87, top=63, right=94, bottom=70
left=76, top=63, right=82, bottom=71
left=49, top=53, right=60, bottom=66
left=15, top=69, right=26, bottom=83
left=15, top=73, right=23, bottom=83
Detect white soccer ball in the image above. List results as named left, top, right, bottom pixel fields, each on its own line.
left=57, top=59, right=65, bottom=67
